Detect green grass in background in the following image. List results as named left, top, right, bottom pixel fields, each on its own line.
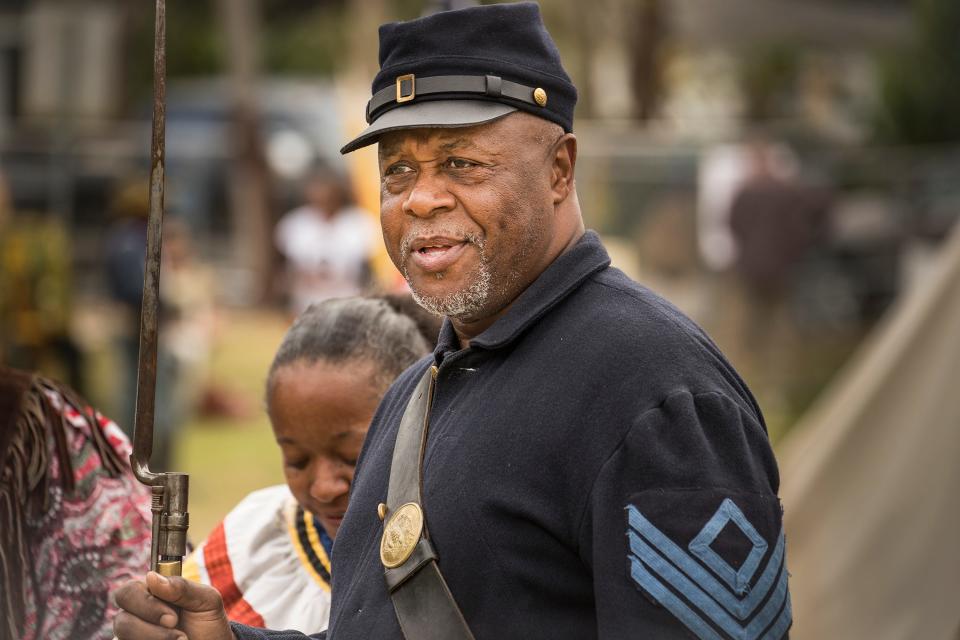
left=174, top=310, right=289, bottom=541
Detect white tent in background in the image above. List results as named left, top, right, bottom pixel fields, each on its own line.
left=777, top=221, right=960, bottom=639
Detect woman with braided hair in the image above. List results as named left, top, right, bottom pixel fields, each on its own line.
left=182, top=295, right=440, bottom=633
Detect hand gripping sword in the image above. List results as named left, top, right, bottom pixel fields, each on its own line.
left=130, top=0, right=189, bottom=578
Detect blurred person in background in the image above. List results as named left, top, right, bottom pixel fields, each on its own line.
left=103, top=180, right=153, bottom=434
left=0, top=365, right=152, bottom=640
left=181, top=295, right=440, bottom=632
left=104, top=181, right=193, bottom=470
left=0, top=162, right=82, bottom=390
left=0, top=168, right=13, bottom=366
left=153, top=217, right=219, bottom=469
left=728, top=139, right=831, bottom=407
left=0, top=168, right=10, bottom=241
left=0, top=208, right=83, bottom=394
left=274, top=168, right=378, bottom=318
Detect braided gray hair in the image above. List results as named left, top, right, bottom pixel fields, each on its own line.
left=267, top=296, right=437, bottom=398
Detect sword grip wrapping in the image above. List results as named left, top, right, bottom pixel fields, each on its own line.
left=158, top=473, right=190, bottom=566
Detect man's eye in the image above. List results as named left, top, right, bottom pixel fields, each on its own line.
left=384, top=163, right=414, bottom=176
left=444, top=157, right=478, bottom=169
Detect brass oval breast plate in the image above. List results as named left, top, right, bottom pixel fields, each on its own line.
left=380, top=502, right=424, bottom=569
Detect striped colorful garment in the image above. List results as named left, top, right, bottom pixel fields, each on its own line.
left=0, top=368, right=153, bottom=640
left=183, top=484, right=333, bottom=632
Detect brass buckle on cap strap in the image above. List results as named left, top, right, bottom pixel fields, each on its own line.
left=396, top=74, right=416, bottom=103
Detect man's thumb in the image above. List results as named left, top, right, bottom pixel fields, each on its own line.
left=145, top=571, right=224, bottom=613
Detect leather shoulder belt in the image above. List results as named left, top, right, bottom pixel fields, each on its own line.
left=379, top=365, right=475, bottom=640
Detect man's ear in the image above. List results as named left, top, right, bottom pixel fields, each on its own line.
left=550, top=134, right=577, bottom=205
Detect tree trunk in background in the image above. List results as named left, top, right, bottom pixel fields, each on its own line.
left=629, top=0, right=666, bottom=123
left=217, top=0, right=274, bottom=304
left=344, top=0, right=387, bottom=82
left=570, top=1, right=594, bottom=118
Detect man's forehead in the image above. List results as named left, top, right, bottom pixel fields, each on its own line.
left=377, top=123, right=504, bottom=158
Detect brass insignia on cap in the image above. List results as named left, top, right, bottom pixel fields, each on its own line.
left=380, top=502, right=423, bottom=568
left=396, top=74, right=416, bottom=103
left=533, top=87, right=548, bottom=107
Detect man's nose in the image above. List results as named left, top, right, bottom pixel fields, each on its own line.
left=309, top=461, right=349, bottom=503
left=402, top=172, right=455, bottom=218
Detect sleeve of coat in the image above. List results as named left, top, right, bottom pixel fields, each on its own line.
left=230, top=622, right=326, bottom=640
left=580, top=390, right=791, bottom=640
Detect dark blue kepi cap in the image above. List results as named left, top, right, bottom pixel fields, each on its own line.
left=340, top=2, right=577, bottom=154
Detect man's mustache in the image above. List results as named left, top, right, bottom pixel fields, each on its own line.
left=399, top=227, right=485, bottom=258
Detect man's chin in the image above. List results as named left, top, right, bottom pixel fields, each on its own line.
left=408, top=276, right=464, bottom=299
left=404, top=256, right=493, bottom=318
left=409, top=281, right=490, bottom=320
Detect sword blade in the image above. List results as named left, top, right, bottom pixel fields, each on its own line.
left=131, top=0, right=166, bottom=486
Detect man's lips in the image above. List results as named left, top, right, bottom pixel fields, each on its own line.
left=408, top=237, right=470, bottom=273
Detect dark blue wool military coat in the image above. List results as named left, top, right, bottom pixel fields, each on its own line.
left=234, top=231, right=791, bottom=640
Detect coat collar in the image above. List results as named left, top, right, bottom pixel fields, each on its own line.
left=434, top=230, right=611, bottom=360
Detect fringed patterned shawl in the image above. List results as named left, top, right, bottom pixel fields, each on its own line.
left=0, top=366, right=152, bottom=640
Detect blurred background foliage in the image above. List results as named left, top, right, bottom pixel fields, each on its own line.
left=114, top=0, right=960, bottom=145
left=874, top=0, right=960, bottom=143
left=124, top=0, right=352, bottom=104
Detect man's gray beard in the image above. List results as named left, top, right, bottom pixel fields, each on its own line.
left=400, top=230, right=493, bottom=320
left=404, top=250, right=493, bottom=320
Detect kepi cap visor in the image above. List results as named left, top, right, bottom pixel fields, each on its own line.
left=340, top=99, right=516, bottom=154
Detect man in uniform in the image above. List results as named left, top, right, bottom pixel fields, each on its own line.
left=114, top=4, right=791, bottom=639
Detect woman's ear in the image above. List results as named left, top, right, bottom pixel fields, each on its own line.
left=550, top=134, right=577, bottom=205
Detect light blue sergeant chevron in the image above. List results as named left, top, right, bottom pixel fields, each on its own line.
left=689, top=498, right=768, bottom=595
left=626, top=500, right=790, bottom=640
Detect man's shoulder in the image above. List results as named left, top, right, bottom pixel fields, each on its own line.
left=363, top=355, right=434, bottom=437
left=546, top=265, right=757, bottom=414
left=385, top=354, right=434, bottom=398
left=566, top=266, right=712, bottom=353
